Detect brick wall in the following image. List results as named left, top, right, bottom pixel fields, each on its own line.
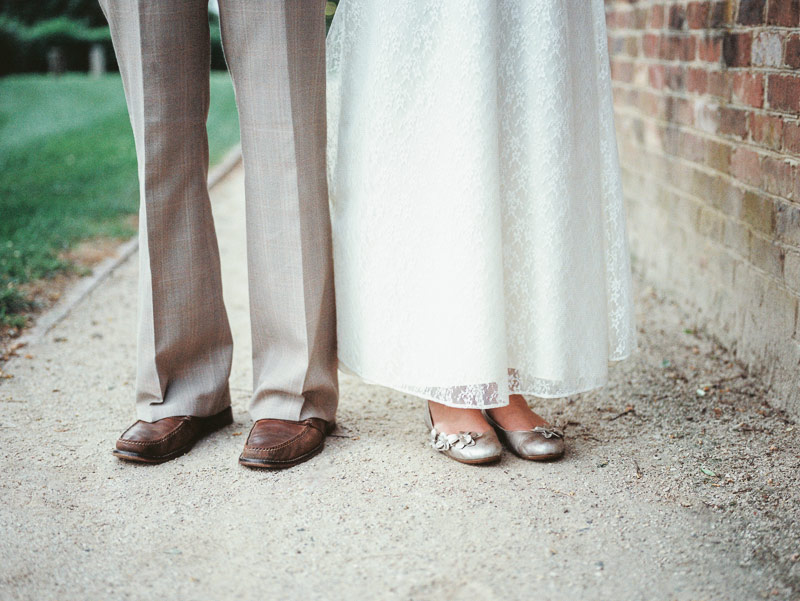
left=605, top=0, right=800, bottom=414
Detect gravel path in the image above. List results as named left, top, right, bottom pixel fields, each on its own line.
left=1, top=166, right=798, bottom=601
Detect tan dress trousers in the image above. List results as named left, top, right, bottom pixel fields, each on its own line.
left=100, top=0, right=338, bottom=423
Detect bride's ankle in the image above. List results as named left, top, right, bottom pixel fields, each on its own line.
left=486, top=395, right=549, bottom=430
left=428, top=401, right=491, bottom=433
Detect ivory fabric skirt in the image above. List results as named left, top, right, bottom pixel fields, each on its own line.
left=326, top=0, right=637, bottom=408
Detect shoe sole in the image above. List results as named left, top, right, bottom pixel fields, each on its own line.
left=517, top=452, right=564, bottom=462
left=449, top=454, right=503, bottom=465
left=112, top=406, right=234, bottom=465
left=238, top=420, right=336, bottom=470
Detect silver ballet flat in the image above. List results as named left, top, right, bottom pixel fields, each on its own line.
left=425, top=404, right=503, bottom=465
left=482, top=410, right=565, bottom=461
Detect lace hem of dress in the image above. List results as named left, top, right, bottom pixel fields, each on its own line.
left=339, top=357, right=632, bottom=409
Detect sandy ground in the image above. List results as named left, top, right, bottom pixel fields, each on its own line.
left=1, top=166, right=798, bottom=601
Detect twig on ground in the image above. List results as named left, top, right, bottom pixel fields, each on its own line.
left=610, top=405, right=636, bottom=421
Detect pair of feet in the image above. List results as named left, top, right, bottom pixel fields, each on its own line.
left=429, top=393, right=552, bottom=433
left=112, top=407, right=333, bottom=469
left=427, top=394, right=565, bottom=464
left=112, top=394, right=561, bottom=467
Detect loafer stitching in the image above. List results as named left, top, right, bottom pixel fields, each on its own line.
left=244, top=427, right=322, bottom=452
left=118, top=420, right=191, bottom=447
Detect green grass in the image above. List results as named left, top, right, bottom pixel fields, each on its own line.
left=0, top=72, right=240, bottom=326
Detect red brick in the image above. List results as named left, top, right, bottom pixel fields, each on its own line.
left=731, top=147, right=762, bottom=185
left=708, top=70, right=732, bottom=99
left=669, top=5, right=686, bottom=29
left=687, top=2, right=711, bottom=28
left=681, top=131, right=707, bottom=162
left=723, top=32, right=752, bottom=67
left=738, top=0, right=767, bottom=24
left=616, top=9, right=635, bottom=29
left=664, top=96, right=694, bottom=126
left=750, top=113, right=785, bottom=150
left=662, top=34, right=695, bottom=61
left=605, top=9, right=629, bottom=30
left=643, top=33, right=661, bottom=58
left=609, top=35, right=626, bottom=56
left=617, top=9, right=635, bottom=28
left=786, top=34, right=800, bottom=70
left=767, top=75, right=800, bottom=113
left=767, top=0, right=800, bottom=26
left=604, top=9, right=617, bottom=29
left=710, top=1, right=732, bottom=28
left=637, top=89, right=664, bottom=117
left=706, top=139, right=733, bottom=172
left=634, top=6, right=650, bottom=29
left=687, top=67, right=708, bottom=94
left=741, top=192, right=776, bottom=234
left=658, top=34, right=673, bottom=61
left=685, top=163, right=711, bottom=197
left=611, top=59, right=634, bottom=83
left=649, top=5, right=665, bottom=28
left=697, top=35, right=723, bottom=62
left=696, top=207, right=725, bottom=241
left=733, top=72, right=764, bottom=108
left=696, top=168, right=736, bottom=212
left=626, top=36, right=640, bottom=58
left=661, top=125, right=679, bottom=157
left=719, top=107, right=749, bottom=139
left=724, top=220, right=751, bottom=255
left=610, top=86, right=626, bottom=106
left=783, top=120, right=800, bottom=155
left=762, top=156, right=795, bottom=197
left=649, top=65, right=666, bottom=90
left=749, top=234, right=785, bottom=278
left=633, top=62, right=649, bottom=84
left=682, top=36, right=696, bottom=61
left=666, top=65, right=686, bottom=91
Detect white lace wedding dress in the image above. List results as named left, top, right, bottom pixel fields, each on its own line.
left=326, top=0, right=637, bottom=408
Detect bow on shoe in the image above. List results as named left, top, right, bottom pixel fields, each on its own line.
left=430, top=429, right=481, bottom=451
left=531, top=426, right=563, bottom=439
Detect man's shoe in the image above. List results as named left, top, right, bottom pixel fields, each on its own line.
left=239, top=418, right=335, bottom=469
left=112, top=406, right=233, bottom=464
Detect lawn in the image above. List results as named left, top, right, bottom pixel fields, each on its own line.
left=0, top=72, right=240, bottom=327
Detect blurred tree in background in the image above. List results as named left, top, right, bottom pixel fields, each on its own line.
left=0, top=15, right=115, bottom=75
left=1, top=1, right=339, bottom=76
left=0, top=0, right=107, bottom=26
left=0, top=0, right=237, bottom=75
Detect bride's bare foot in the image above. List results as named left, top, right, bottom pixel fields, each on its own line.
left=486, top=394, right=550, bottom=431
left=428, top=400, right=492, bottom=434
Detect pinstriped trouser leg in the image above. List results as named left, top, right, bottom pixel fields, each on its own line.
left=100, top=0, right=234, bottom=421
left=218, top=0, right=338, bottom=422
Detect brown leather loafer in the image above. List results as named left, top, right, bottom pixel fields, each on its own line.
left=112, top=406, right=233, bottom=464
left=239, top=417, right=335, bottom=469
